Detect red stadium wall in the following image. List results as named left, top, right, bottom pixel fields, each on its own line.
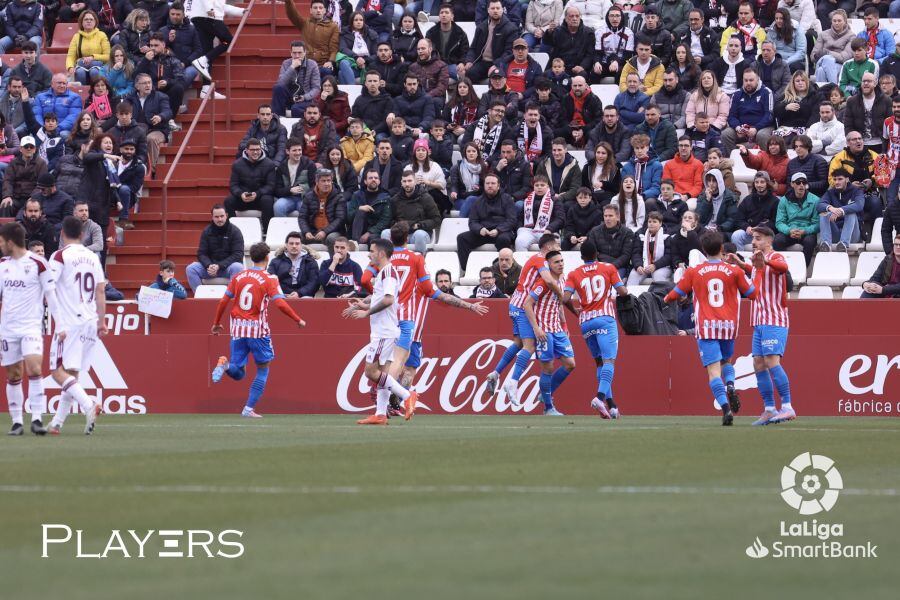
left=28, top=301, right=900, bottom=417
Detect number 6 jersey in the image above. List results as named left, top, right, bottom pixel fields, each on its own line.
left=49, top=244, right=106, bottom=333
left=666, top=260, right=756, bottom=340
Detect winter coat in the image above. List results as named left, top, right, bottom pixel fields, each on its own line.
left=197, top=221, right=245, bottom=270
left=135, top=53, right=186, bottom=88
left=563, top=201, right=604, bottom=241
left=734, top=191, right=779, bottom=232
left=238, top=117, right=288, bottom=163
left=4, top=0, right=42, bottom=40
left=727, top=80, right=774, bottom=131
left=866, top=256, right=900, bottom=296
left=355, top=0, right=393, bottom=35
left=102, top=63, right=134, bottom=98
left=468, top=192, right=517, bottom=234
left=274, top=156, right=317, bottom=199
left=811, top=24, right=854, bottom=63
left=363, top=156, right=403, bottom=195
left=425, top=22, right=470, bottom=66
left=674, top=26, right=719, bottom=67
left=148, top=275, right=188, bottom=300
left=298, top=186, right=346, bottom=236
left=318, top=256, right=363, bottom=298
left=856, top=27, right=894, bottom=63
left=559, top=88, right=603, bottom=129
left=622, top=157, right=664, bottom=199
left=495, top=56, right=543, bottom=94
left=748, top=55, right=791, bottom=103
left=106, top=121, right=149, bottom=165
left=428, top=135, right=453, bottom=171
left=565, top=0, right=610, bottom=30
left=685, top=126, right=723, bottom=162
left=817, top=184, right=865, bottom=216
left=776, top=190, right=820, bottom=236
left=586, top=223, right=640, bottom=270
left=476, top=88, right=522, bottom=122
left=544, top=21, right=595, bottom=73
left=339, top=25, right=379, bottom=61
left=370, top=56, right=407, bottom=98
left=493, top=153, right=533, bottom=201
left=31, top=189, right=73, bottom=229
left=284, top=5, right=340, bottom=65
left=394, top=88, right=435, bottom=131
left=2, top=154, right=47, bottom=205
left=448, top=161, right=486, bottom=198
left=124, top=90, right=172, bottom=137
left=662, top=154, right=705, bottom=198
left=844, top=92, right=892, bottom=144
left=744, top=150, right=790, bottom=196
left=351, top=88, right=396, bottom=136
left=475, top=0, right=523, bottom=26
left=10, top=60, right=51, bottom=97
left=391, top=26, right=422, bottom=64
left=585, top=122, right=633, bottom=164
left=787, top=153, right=829, bottom=197
left=77, top=151, right=116, bottom=225
left=159, top=20, right=204, bottom=66
left=828, top=148, right=878, bottom=186
left=685, top=88, right=732, bottom=130
left=229, top=152, right=277, bottom=199
left=657, top=196, right=689, bottom=235
left=710, top=55, right=749, bottom=94
left=525, top=0, right=564, bottom=34
left=17, top=214, right=56, bottom=252
left=492, top=258, right=521, bottom=296
left=657, top=0, right=694, bottom=34
left=633, top=119, right=679, bottom=162
left=652, top=83, right=688, bottom=129
left=390, top=186, right=441, bottom=233
left=340, top=133, right=375, bottom=173
left=66, top=28, right=111, bottom=70
left=52, top=153, right=84, bottom=199
left=535, top=154, right=581, bottom=204
left=290, top=117, right=340, bottom=162
left=276, top=57, right=322, bottom=105
left=33, top=89, right=83, bottom=132
left=329, top=160, right=359, bottom=203
left=774, top=89, right=822, bottom=129
left=518, top=193, right=564, bottom=233
left=347, top=187, right=392, bottom=236
left=317, top=91, right=351, bottom=136
left=778, top=0, right=818, bottom=34
left=120, top=28, right=152, bottom=65
left=619, top=56, right=666, bottom=96
left=406, top=56, right=449, bottom=101
left=268, top=250, right=320, bottom=297
left=614, top=89, right=651, bottom=129
left=765, top=25, right=806, bottom=67
left=637, top=24, right=675, bottom=66
left=669, top=226, right=700, bottom=266
left=580, top=159, right=622, bottom=206
left=696, top=172, right=739, bottom=233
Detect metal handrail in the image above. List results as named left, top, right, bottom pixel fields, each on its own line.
left=225, top=0, right=258, bottom=130
left=160, top=83, right=217, bottom=260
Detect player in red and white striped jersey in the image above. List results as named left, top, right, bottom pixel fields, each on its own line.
left=211, top=242, right=306, bottom=418
left=665, top=231, right=757, bottom=426
left=727, top=226, right=795, bottom=426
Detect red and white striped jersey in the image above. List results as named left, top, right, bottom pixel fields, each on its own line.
left=510, top=253, right=549, bottom=309
left=225, top=267, right=285, bottom=338
left=672, top=260, right=755, bottom=340
left=528, top=276, right=565, bottom=333
left=390, top=248, right=436, bottom=322
left=564, top=261, right=622, bottom=324
left=749, top=251, right=790, bottom=327
left=884, top=116, right=900, bottom=166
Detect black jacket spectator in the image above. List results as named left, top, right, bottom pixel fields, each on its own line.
left=319, top=255, right=363, bottom=297
left=362, top=155, right=403, bottom=195
left=391, top=27, right=422, bottom=64
left=394, top=87, right=435, bottom=131
left=696, top=193, right=739, bottom=233
left=881, top=200, right=900, bottom=255
left=390, top=186, right=441, bottom=234
left=844, top=91, right=892, bottom=145
left=298, top=187, right=346, bottom=237
left=17, top=211, right=56, bottom=253
left=159, top=18, right=204, bottom=68
left=580, top=159, right=622, bottom=206
left=339, top=24, right=378, bottom=64
left=125, top=89, right=172, bottom=138
left=774, top=89, right=822, bottom=129
left=351, top=88, right=397, bottom=136
left=675, top=26, right=718, bottom=68
left=106, top=120, right=149, bottom=165
left=274, top=156, right=317, bottom=199
left=2, top=153, right=47, bottom=215
left=865, top=255, right=900, bottom=297
left=586, top=121, right=633, bottom=164
left=197, top=220, right=244, bottom=271
left=268, top=249, right=320, bottom=297
left=328, top=156, right=359, bottom=203
left=560, top=91, right=603, bottom=133
left=226, top=152, right=278, bottom=227
left=31, top=187, right=73, bottom=230
left=493, top=151, right=533, bottom=201
left=710, top=55, right=748, bottom=89
left=238, top=117, right=288, bottom=163
left=465, top=15, right=518, bottom=66
left=638, top=24, right=674, bottom=66
left=655, top=196, right=689, bottom=234
left=78, top=151, right=117, bottom=229
left=587, top=222, right=640, bottom=270
left=425, top=22, right=469, bottom=66
left=562, top=201, right=603, bottom=249
left=467, top=191, right=516, bottom=228
left=11, top=59, right=51, bottom=96
left=52, top=152, right=84, bottom=199
left=734, top=190, right=779, bottom=232
left=787, top=153, right=829, bottom=197
left=544, top=20, right=595, bottom=73
left=669, top=226, right=700, bottom=266
left=492, top=257, right=521, bottom=295
left=370, top=55, right=408, bottom=98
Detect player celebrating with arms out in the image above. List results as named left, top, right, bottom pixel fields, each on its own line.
left=342, top=239, right=419, bottom=425
left=562, top=240, right=630, bottom=419
left=484, top=233, right=563, bottom=405
left=523, top=251, right=576, bottom=416
left=211, top=242, right=306, bottom=418
left=0, top=222, right=58, bottom=435
left=664, top=231, right=757, bottom=426
left=46, top=217, right=108, bottom=435
left=726, top=226, right=795, bottom=425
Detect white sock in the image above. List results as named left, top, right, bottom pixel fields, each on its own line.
left=52, top=391, right=74, bottom=427
left=379, top=373, right=410, bottom=401
left=375, top=388, right=390, bottom=416
left=62, top=377, right=95, bottom=413
left=7, top=381, right=23, bottom=425
left=781, top=402, right=792, bottom=410
left=28, top=376, right=45, bottom=422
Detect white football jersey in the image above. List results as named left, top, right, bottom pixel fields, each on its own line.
left=0, top=251, right=55, bottom=337
left=369, top=262, right=400, bottom=339
left=49, top=244, right=106, bottom=332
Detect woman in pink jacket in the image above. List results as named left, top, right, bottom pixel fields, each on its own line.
left=685, top=70, right=731, bottom=130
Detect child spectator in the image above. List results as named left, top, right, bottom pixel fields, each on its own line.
left=340, top=118, right=375, bottom=173
left=427, top=119, right=453, bottom=172
left=562, top=187, right=603, bottom=250
left=387, top=116, right=413, bottom=163
left=103, top=45, right=136, bottom=99
left=147, top=259, right=188, bottom=299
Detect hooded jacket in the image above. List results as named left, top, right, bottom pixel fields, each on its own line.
left=390, top=186, right=441, bottom=233
left=238, top=117, right=288, bottom=163
left=744, top=150, right=790, bottom=196
left=734, top=190, right=779, bottom=232
left=135, top=51, right=186, bottom=89
left=340, top=132, right=375, bottom=173
left=351, top=88, right=397, bottom=136
left=614, top=88, right=650, bottom=129
left=285, top=1, right=340, bottom=65
left=425, top=22, right=469, bottom=66
left=107, top=121, right=149, bottom=165
left=696, top=169, right=739, bottom=232
left=619, top=55, right=665, bottom=96
left=298, top=185, right=346, bottom=236
left=727, top=79, right=774, bottom=131
left=637, top=23, right=675, bottom=66
left=828, top=147, right=877, bottom=186
left=652, top=82, right=688, bottom=129
left=229, top=151, right=277, bottom=199
left=394, top=87, right=435, bottom=131
left=586, top=222, right=640, bottom=269
left=348, top=186, right=392, bottom=235
left=776, top=189, right=820, bottom=235
left=268, top=248, right=320, bottom=297
left=197, top=220, right=244, bottom=270
left=544, top=19, right=595, bottom=73
left=159, top=19, right=204, bottom=66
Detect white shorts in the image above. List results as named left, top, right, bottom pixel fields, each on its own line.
left=0, top=334, right=44, bottom=366
left=365, top=337, right=395, bottom=366
left=50, top=323, right=98, bottom=373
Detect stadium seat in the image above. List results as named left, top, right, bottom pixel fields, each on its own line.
left=473, top=84, right=488, bottom=96
left=867, top=217, right=887, bottom=251
left=629, top=285, right=650, bottom=296
left=461, top=251, right=497, bottom=285
left=281, top=117, right=299, bottom=130
left=230, top=217, right=263, bottom=250
left=194, top=285, right=228, bottom=298
left=458, top=22, right=476, bottom=43
left=350, top=251, right=370, bottom=268
left=454, top=285, right=475, bottom=298
left=570, top=150, right=587, bottom=169
left=419, top=21, right=434, bottom=36
left=730, top=150, right=757, bottom=183
left=50, top=23, right=78, bottom=48
left=425, top=251, right=460, bottom=282
left=513, top=251, right=535, bottom=267
left=590, top=84, right=618, bottom=108
left=806, top=253, right=850, bottom=287
left=848, top=19, right=864, bottom=34
left=434, top=217, right=468, bottom=251
left=782, top=251, right=807, bottom=285
left=265, top=217, right=300, bottom=249
left=735, top=182, right=750, bottom=199
left=841, top=286, right=864, bottom=299
left=532, top=52, right=549, bottom=70
left=851, top=252, right=885, bottom=285
left=560, top=251, right=584, bottom=277
left=40, top=54, right=66, bottom=74
left=797, top=286, right=833, bottom=299
left=315, top=253, right=330, bottom=268
left=344, top=85, right=362, bottom=109
left=1, top=54, right=22, bottom=69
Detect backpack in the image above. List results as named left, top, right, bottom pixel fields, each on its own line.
left=616, top=293, right=644, bottom=335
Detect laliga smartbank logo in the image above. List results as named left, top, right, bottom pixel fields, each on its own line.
left=744, top=453, right=878, bottom=559
left=41, top=525, right=244, bottom=559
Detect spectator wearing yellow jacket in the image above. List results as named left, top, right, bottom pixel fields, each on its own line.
left=618, top=39, right=665, bottom=96
left=340, top=119, right=375, bottom=173
left=66, top=11, right=111, bottom=84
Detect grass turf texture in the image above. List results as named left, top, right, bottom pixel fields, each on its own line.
left=1, top=415, right=897, bottom=600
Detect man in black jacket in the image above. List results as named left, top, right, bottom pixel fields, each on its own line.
left=370, top=43, right=408, bottom=98
left=268, top=231, right=320, bottom=297
left=586, top=106, right=633, bottom=163
left=224, top=139, right=278, bottom=229
left=844, top=72, right=892, bottom=153
left=104, top=103, right=149, bottom=165
left=126, top=73, right=173, bottom=170
left=186, top=204, right=245, bottom=292
left=31, top=171, right=72, bottom=233
left=17, top=198, right=57, bottom=253
left=461, top=0, right=518, bottom=83
left=675, top=9, right=719, bottom=69
left=351, top=70, right=397, bottom=137
left=273, top=138, right=318, bottom=217
left=135, top=33, right=187, bottom=118
left=298, top=168, right=346, bottom=252
left=237, top=104, right=288, bottom=163
left=787, top=135, right=829, bottom=197
left=493, top=141, right=533, bottom=201
left=385, top=170, right=441, bottom=253
left=159, top=3, right=204, bottom=85
left=586, top=203, right=640, bottom=277
left=558, top=76, right=603, bottom=143
left=456, top=172, right=516, bottom=269
left=544, top=5, right=594, bottom=77
left=362, top=139, right=402, bottom=195
left=861, top=234, right=900, bottom=298
left=425, top=4, right=469, bottom=79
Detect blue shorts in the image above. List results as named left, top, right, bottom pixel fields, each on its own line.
left=230, top=337, right=275, bottom=367
left=405, top=342, right=422, bottom=368
left=696, top=338, right=735, bottom=367
left=397, top=320, right=415, bottom=351
left=752, top=325, right=789, bottom=357
left=536, top=332, right=575, bottom=362
left=509, top=306, right=535, bottom=340
left=581, top=316, right=618, bottom=361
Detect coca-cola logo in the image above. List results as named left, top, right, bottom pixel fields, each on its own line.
left=337, top=340, right=544, bottom=414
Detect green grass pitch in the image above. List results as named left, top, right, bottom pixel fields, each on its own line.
left=1, top=415, right=897, bottom=599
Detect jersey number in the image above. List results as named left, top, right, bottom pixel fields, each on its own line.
left=579, top=275, right=607, bottom=304
left=395, top=265, right=411, bottom=291
left=74, top=271, right=95, bottom=302
left=707, top=279, right=725, bottom=308
left=238, top=285, right=255, bottom=311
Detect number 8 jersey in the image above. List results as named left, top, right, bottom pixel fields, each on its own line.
left=669, top=260, right=755, bottom=340
left=49, top=244, right=106, bottom=332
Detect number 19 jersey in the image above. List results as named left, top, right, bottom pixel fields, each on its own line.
left=673, top=260, right=755, bottom=340
left=564, top=261, right=622, bottom=324
left=49, top=244, right=105, bottom=332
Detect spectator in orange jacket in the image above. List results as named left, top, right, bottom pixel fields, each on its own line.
left=739, top=135, right=790, bottom=196
left=662, top=136, right=705, bottom=199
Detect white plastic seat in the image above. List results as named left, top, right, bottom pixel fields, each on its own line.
left=513, top=250, right=536, bottom=267
left=425, top=251, right=460, bottom=283
left=461, top=251, right=497, bottom=284
left=434, top=217, right=469, bottom=251
left=343, top=85, right=362, bottom=109
left=350, top=251, right=370, bottom=268
left=560, top=251, right=584, bottom=277
left=806, top=252, right=850, bottom=287
left=281, top=117, right=299, bottom=130
left=797, top=286, right=833, bottom=299
left=265, top=217, right=301, bottom=250
left=193, top=284, right=227, bottom=299
left=458, top=21, right=476, bottom=43
left=230, top=217, right=263, bottom=250
left=782, top=251, right=807, bottom=285
left=473, top=84, right=488, bottom=96
left=735, top=181, right=750, bottom=199
left=629, top=285, right=650, bottom=296
left=841, top=286, right=864, bottom=299
left=851, top=252, right=885, bottom=285
left=454, top=285, right=475, bottom=298
left=532, top=52, right=549, bottom=70
left=867, top=217, right=889, bottom=251
left=570, top=150, right=587, bottom=170
left=315, top=253, right=330, bottom=269
left=730, top=149, right=757, bottom=183
left=590, top=84, right=618, bottom=109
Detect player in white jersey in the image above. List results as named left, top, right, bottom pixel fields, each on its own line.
left=342, top=238, right=419, bottom=425
left=0, top=223, right=57, bottom=435
left=46, top=217, right=108, bottom=435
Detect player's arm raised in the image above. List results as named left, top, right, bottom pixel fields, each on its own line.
left=523, top=292, right=546, bottom=343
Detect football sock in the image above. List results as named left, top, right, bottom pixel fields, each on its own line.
left=378, top=372, right=410, bottom=401
left=549, top=366, right=571, bottom=393
left=510, top=348, right=532, bottom=382
left=769, top=365, right=792, bottom=408
left=7, top=379, right=23, bottom=425
left=606, top=397, right=617, bottom=409
left=61, top=377, right=94, bottom=413
left=52, top=391, right=73, bottom=427
left=226, top=365, right=246, bottom=381
left=756, top=369, right=776, bottom=410
left=28, top=376, right=44, bottom=422
left=539, top=371, right=553, bottom=409
left=375, top=388, right=390, bottom=416
left=709, top=378, right=728, bottom=409
left=598, top=363, right=615, bottom=400
left=245, top=367, right=269, bottom=409
left=494, top=343, right=520, bottom=375
left=722, top=363, right=736, bottom=386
